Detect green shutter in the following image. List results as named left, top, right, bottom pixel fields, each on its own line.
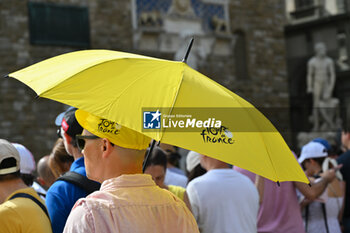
left=28, top=2, right=90, bottom=47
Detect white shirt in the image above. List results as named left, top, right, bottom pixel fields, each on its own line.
left=187, top=169, right=259, bottom=233
left=32, top=181, right=47, bottom=201
left=164, top=168, right=188, bottom=188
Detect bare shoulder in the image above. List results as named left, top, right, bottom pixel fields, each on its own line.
left=326, top=57, right=334, bottom=64
left=308, top=57, right=317, bottom=65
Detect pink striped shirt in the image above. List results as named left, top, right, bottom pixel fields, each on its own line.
left=63, top=174, right=198, bottom=233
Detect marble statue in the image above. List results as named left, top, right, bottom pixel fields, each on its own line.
left=307, top=42, right=339, bottom=131
left=167, top=0, right=196, bottom=18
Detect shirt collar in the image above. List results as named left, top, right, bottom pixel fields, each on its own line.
left=70, top=156, right=85, bottom=171
left=207, top=168, right=234, bottom=174
left=100, top=174, right=155, bottom=191
left=5, top=187, right=38, bottom=202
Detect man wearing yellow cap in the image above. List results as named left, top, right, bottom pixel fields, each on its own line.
left=63, top=110, right=198, bottom=233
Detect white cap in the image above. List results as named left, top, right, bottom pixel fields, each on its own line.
left=0, top=139, right=20, bottom=175
left=186, top=151, right=200, bottom=172
left=12, top=143, right=36, bottom=175
left=298, top=141, right=328, bottom=164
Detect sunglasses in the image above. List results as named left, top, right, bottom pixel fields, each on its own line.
left=76, top=134, right=100, bottom=151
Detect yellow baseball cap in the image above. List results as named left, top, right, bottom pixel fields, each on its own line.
left=75, top=109, right=151, bottom=150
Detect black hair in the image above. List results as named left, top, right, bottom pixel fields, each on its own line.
left=166, top=151, right=181, bottom=167
left=71, top=137, right=79, bottom=148
left=302, top=157, right=326, bottom=171
left=20, top=173, right=34, bottom=186
left=144, top=147, right=167, bottom=171
left=186, top=164, right=207, bottom=183
left=311, top=157, right=326, bottom=167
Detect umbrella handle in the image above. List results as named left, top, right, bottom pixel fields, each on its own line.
left=182, top=37, right=194, bottom=63
left=142, top=140, right=157, bottom=173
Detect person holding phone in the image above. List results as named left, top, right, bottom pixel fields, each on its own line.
left=299, top=141, right=344, bottom=233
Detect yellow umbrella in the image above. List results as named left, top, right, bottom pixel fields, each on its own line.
left=8, top=49, right=308, bottom=184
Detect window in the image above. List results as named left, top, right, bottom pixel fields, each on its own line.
left=234, top=30, right=249, bottom=80
left=28, top=2, right=90, bottom=47
left=294, top=0, right=314, bottom=10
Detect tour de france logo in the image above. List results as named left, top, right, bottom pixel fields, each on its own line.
left=200, top=126, right=235, bottom=144
left=98, top=119, right=120, bottom=135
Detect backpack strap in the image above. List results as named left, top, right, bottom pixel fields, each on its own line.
left=10, top=193, right=50, bottom=222
left=305, top=202, right=329, bottom=233
left=305, top=204, right=309, bottom=232
left=57, top=171, right=100, bottom=194
left=36, top=192, right=46, bottom=198
left=321, top=202, right=329, bottom=233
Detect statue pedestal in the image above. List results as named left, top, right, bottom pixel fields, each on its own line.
left=163, top=17, right=203, bottom=35
left=159, top=16, right=204, bottom=54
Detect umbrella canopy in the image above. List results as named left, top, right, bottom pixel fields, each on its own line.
left=9, top=49, right=308, bottom=184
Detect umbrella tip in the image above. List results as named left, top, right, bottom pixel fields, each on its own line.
left=276, top=181, right=280, bottom=187
left=182, top=37, right=194, bottom=63
left=35, top=95, right=40, bottom=99
left=3, top=74, right=9, bottom=79
left=308, top=183, right=312, bottom=187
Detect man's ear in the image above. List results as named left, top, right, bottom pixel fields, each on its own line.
left=101, top=138, right=113, bottom=158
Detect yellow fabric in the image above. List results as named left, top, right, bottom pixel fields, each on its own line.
left=75, top=109, right=151, bottom=150
left=168, top=185, right=186, bottom=201
left=0, top=187, right=52, bottom=233
left=9, top=49, right=308, bottom=184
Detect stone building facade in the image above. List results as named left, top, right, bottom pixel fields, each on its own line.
left=0, top=0, right=289, bottom=160
left=285, top=0, right=350, bottom=147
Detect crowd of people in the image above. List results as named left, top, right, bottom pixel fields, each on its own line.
left=0, top=106, right=350, bottom=233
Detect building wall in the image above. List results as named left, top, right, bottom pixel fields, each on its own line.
left=229, top=0, right=288, bottom=105
left=0, top=0, right=133, bottom=160
left=227, top=0, right=291, bottom=137
left=0, top=0, right=290, bottom=160
left=285, top=0, right=349, bottom=24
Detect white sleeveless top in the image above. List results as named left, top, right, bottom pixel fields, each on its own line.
left=304, top=196, right=343, bottom=233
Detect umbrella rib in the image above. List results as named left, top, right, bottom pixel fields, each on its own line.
left=196, top=73, right=280, bottom=181
left=158, top=63, right=186, bottom=143
left=261, top=133, right=279, bottom=183
left=106, top=60, right=181, bottom=141
left=233, top=95, right=280, bottom=182
left=198, top=74, right=281, bottom=182
left=156, top=64, right=280, bottom=182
